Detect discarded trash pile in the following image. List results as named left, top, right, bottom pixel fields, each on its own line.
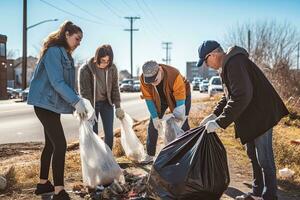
left=72, top=170, right=149, bottom=200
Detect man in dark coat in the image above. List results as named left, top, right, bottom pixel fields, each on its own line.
left=197, top=40, right=289, bottom=200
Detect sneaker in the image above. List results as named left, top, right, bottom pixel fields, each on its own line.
left=34, top=180, right=54, bottom=195
left=52, top=189, right=70, bottom=200
left=140, top=154, right=154, bottom=164
left=235, top=193, right=263, bottom=200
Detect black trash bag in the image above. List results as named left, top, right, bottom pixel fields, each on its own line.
left=147, top=126, right=230, bottom=200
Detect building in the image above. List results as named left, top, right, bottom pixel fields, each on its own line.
left=0, top=34, right=7, bottom=99
left=12, top=56, right=38, bottom=88
left=186, top=61, right=218, bottom=81
left=6, top=59, right=15, bottom=88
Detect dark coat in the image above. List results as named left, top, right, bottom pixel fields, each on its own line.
left=214, top=46, right=289, bottom=144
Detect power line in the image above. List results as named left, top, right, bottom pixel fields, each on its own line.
left=124, top=16, right=140, bottom=78
left=98, top=0, right=123, bottom=18
left=140, top=0, right=171, bottom=39
left=120, top=0, right=161, bottom=42
left=65, top=0, right=123, bottom=27
left=162, top=42, right=172, bottom=65
left=121, top=0, right=137, bottom=14
left=40, top=0, right=106, bottom=26
left=65, top=0, right=106, bottom=21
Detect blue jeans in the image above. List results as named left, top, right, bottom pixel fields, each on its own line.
left=245, top=129, right=277, bottom=200
left=146, top=95, right=191, bottom=156
left=93, top=100, right=114, bottom=150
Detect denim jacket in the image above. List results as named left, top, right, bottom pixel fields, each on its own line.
left=27, top=46, right=80, bottom=114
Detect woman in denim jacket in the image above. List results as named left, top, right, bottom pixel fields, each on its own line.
left=27, top=21, right=87, bottom=200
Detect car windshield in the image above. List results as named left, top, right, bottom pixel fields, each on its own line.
left=202, top=81, right=208, bottom=84
left=122, top=80, right=133, bottom=84
left=212, top=78, right=221, bottom=85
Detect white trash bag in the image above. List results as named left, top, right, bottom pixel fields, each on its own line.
left=119, top=113, right=145, bottom=162
left=279, top=168, right=295, bottom=178
left=159, top=114, right=186, bottom=145
left=77, top=98, right=123, bottom=187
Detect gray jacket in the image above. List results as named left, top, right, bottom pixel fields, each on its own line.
left=78, top=58, right=121, bottom=108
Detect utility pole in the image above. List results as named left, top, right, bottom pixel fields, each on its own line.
left=162, top=42, right=172, bottom=65
left=297, top=42, right=299, bottom=70
left=22, top=0, right=27, bottom=90
left=247, top=30, right=251, bottom=56
left=124, top=16, right=140, bottom=78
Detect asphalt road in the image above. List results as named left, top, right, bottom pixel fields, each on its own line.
left=0, top=91, right=206, bottom=144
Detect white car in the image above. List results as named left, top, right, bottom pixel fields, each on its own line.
left=133, top=80, right=140, bottom=92
left=208, top=76, right=223, bottom=97
left=199, top=80, right=209, bottom=93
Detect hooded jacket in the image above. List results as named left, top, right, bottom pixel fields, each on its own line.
left=78, top=58, right=121, bottom=108
left=214, top=46, right=289, bottom=144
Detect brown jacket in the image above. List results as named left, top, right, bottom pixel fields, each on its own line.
left=140, top=64, right=190, bottom=115
left=78, top=58, right=121, bottom=108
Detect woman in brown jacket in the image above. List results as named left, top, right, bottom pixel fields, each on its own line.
left=78, top=45, right=124, bottom=149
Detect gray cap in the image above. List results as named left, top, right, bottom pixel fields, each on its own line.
left=142, top=61, right=160, bottom=84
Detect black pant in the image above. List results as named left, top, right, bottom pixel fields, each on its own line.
left=34, top=106, right=67, bottom=186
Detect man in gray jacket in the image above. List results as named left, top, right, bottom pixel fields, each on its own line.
left=79, top=45, right=124, bottom=150
left=197, top=41, right=289, bottom=200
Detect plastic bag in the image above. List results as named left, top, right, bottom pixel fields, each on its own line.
left=279, top=168, right=295, bottom=178
left=148, top=126, right=230, bottom=200
left=163, top=114, right=185, bottom=145
left=157, top=114, right=186, bottom=145
left=78, top=98, right=123, bottom=187
left=119, top=113, right=145, bottom=162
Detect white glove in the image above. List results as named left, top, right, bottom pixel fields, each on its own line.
left=115, top=108, right=125, bottom=120
left=173, top=105, right=186, bottom=121
left=75, top=99, right=87, bottom=119
left=152, top=117, right=162, bottom=131
left=88, top=112, right=97, bottom=125
left=199, top=113, right=217, bottom=126
left=205, top=120, right=220, bottom=133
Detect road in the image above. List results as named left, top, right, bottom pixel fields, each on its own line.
left=0, top=91, right=206, bottom=144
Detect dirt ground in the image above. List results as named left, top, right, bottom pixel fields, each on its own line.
left=0, top=98, right=299, bottom=200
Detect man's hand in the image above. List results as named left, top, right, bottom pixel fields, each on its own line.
left=173, top=105, right=186, bottom=121
left=205, top=120, right=220, bottom=133
left=199, top=113, right=217, bottom=126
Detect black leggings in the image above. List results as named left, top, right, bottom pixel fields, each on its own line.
left=34, top=106, right=67, bottom=186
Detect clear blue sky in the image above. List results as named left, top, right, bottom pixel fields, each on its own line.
left=1, top=0, right=300, bottom=75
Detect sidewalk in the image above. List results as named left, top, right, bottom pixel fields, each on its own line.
left=0, top=99, right=19, bottom=104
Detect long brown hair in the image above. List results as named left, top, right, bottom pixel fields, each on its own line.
left=94, top=44, right=114, bottom=67
left=39, top=21, right=82, bottom=59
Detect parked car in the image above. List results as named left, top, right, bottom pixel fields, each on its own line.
left=120, top=79, right=134, bottom=92
left=192, top=77, right=202, bottom=90
left=133, top=80, right=140, bottom=92
left=208, top=76, right=223, bottom=97
left=20, top=87, right=30, bottom=102
left=7, top=87, right=22, bottom=99
left=199, top=80, right=209, bottom=93
left=6, top=87, right=14, bottom=99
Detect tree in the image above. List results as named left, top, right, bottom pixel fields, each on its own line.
left=224, top=20, right=299, bottom=70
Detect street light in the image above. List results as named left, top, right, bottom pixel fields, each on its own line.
left=22, top=0, right=58, bottom=89
left=27, top=19, right=58, bottom=30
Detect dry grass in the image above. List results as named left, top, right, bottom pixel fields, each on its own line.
left=1, top=95, right=299, bottom=199
left=190, top=95, right=300, bottom=192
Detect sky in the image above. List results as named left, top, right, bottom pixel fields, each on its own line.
left=1, top=0, right=300, bottom=76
